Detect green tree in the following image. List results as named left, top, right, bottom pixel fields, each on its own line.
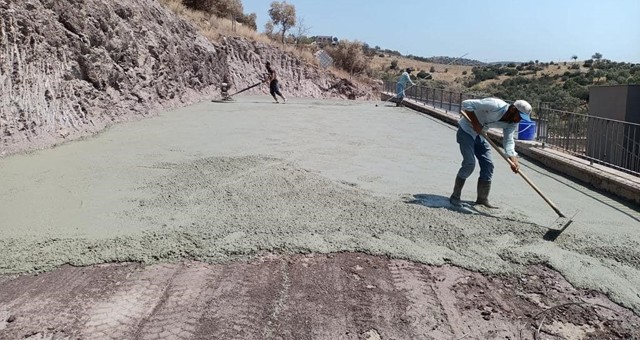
left=268, top=1, right=296, bottom=44
left=592, top=52, right=603, bottom=61
left=212, top=0, right=243, bottom=18
left=237, top=13, right=257, bottom=30
left=416, top=70, right=432, bottom=79
left=182, top=0, right=243, bottom=18
left=571, top=55, right=578, bottom=61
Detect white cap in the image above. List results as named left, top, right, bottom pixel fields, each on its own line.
left=513, top=100, right=532, bottom=121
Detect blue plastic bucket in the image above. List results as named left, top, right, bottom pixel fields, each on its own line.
left=518, top=121, right=537, bottom=140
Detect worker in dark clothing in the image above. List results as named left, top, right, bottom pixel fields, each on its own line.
left=265, top=61, right=287, bottom=103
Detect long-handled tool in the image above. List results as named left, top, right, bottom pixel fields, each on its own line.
left=379, top=83, right=416, bottom=106
left=228, top=81, right=264, bottom=97
left=459, top=111, right=575, bottom=236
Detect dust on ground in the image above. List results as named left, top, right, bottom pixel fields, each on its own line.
left=1, top=253, right=638, bottom=340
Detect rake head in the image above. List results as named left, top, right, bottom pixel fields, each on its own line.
left=543, top=211, right=579, bottom=241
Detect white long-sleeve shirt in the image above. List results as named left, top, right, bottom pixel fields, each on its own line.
left=459, top=98, right=519, bottom=157
left=397, top=71, right=415, bottom=87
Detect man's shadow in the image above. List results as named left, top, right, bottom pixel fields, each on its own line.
left=405, top=193, right=565, bottom=240
left=404, top=194, right=483, bottom=215
left=404, top=194, right=571, bottom=241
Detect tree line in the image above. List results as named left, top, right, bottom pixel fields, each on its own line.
left=467, top=57, right=640, bottom=111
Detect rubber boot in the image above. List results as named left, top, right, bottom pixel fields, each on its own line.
left=475, top=179, right=498, bottom=208
left=449, top=176, right=466, bottom=206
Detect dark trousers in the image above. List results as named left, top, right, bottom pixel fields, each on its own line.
left=270, top=80, right=283, bottom=97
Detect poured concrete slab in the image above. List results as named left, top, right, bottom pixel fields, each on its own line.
left=0, top=96, right=639, bottom=316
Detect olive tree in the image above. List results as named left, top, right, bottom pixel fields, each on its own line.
left=268, top=1, right=296, bottom=44
left=182, top=0, right=243, bottom=18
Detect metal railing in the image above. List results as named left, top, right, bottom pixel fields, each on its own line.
left=383, top=80, right=640, bottom=176
left=537, top=106, right=640, bottom=176
left=383, top=80, right=482, bottom=113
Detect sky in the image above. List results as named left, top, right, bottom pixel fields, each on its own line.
left=240, top=0, right=640, bottom=64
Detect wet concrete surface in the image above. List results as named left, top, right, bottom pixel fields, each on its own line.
left=0, top=96, right=639, bottom=338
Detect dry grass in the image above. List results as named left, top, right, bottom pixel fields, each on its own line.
left=159, top=0, right=271, bottom=44
left=370, top=54, right=474, bottom=84
left=158, top=0, right=380, bottom=83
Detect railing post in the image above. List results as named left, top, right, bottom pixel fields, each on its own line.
left=432, top=88, right=435, bottom=107
left=425, top=87, right=429, bottom=105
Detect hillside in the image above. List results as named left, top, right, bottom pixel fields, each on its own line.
left=0, top=0, right=377, bottom=157
left=3, top=0, right=638, bottom=156
left=370, top=52, right=640, bottom=111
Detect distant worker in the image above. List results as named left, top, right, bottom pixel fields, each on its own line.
left=265, top=61, right=287, bottom=104
left=449, top=98, right=533, bottom=208
left=395, top=67, right=415, bottom=107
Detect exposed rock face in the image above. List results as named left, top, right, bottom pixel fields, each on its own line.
left=0, top=0, right=376, bottom=156
left=220, top=38, right=375, bottom=100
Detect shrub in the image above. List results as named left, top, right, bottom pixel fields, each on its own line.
left=325, top=39, right=369, bottom=76
left=416, top=70, right=432, bottom=79
left=503, top=68, right=518, bottom=76
left=182, top=0, right=243, bottom=18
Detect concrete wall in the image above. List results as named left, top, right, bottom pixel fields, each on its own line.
left=587, top=85, right=640, bottom=173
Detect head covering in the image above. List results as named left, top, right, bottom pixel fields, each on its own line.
left=513, top=100, right=532, bottom=122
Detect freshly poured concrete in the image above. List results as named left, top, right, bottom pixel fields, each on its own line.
left=1, top=97, right=639, bottom=313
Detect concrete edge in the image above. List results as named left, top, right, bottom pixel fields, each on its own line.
left=381, top=92, right=640, bottom=207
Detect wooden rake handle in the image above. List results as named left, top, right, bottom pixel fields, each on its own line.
left=459, top=111, right=566, bottom=218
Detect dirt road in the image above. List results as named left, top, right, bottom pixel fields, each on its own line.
left=1, top=253, right=638, bottom=339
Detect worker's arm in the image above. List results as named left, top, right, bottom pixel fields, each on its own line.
left=463, top=110, right=484, bottom=134
left=503, top=126, right=520, bottom=173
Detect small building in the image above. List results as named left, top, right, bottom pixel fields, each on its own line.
left=313, top=36, right=336, bottom=47
left=587, top=85, right=640, bottom=172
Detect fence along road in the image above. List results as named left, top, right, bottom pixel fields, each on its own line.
left=384, top=81, right=640, bottom=204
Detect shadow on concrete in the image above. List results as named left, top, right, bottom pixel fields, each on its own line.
left=405, top=193, right=562, bottom=240
left=405, top=193, right=477, bottom=215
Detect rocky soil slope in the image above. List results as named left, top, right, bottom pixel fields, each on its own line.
left=0, top=0, right=375, bottom=156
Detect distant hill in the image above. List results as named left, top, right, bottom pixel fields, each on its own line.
left=406, top=55, right=486, bottom=67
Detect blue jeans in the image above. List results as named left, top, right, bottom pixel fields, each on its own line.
left=455, top=128, right=494, bottom=181
left=396, top=83, right=405, bottom=99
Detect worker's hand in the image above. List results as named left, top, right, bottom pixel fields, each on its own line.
left=509, top=157, right=520, bottom=173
